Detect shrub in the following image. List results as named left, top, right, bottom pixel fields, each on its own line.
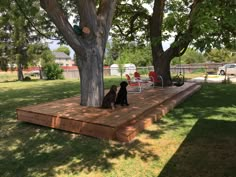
left=192, top=68, right=206, bottom=73
left=43, top=63, right=64, bottom=80
left=23, top=76, right=31, bottom=81
left=138, top=68, right=149, bottom=75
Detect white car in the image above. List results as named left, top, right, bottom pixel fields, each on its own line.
left=29, top=70, right=40, bottom=76
left=218, top=64, right=236, bottom=75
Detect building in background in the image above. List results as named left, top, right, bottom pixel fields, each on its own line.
left=52, top=52, right=75, bottom=66
left=110, top=63, right=136, bottom=76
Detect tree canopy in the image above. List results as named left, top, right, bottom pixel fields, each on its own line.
left=0, top=0, right=56, bottom=80
left=112, top=0, right=236, bottom=51
left=1, top=0, right=235, bottom=105
left=171, top=48, right=205, bottom=65
left=40, top=0, right=117, bottom=106
left=111, top=0, right=236, bottom=85
left=205, top=49, right=236, bottom=63
left=54, top=45, right=70, bottom=56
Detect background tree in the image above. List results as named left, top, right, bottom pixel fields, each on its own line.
left=27, top=43, right=55, bottom=79
left=27, top=43, right=54, bottom=66
left=117, top=45, right=152, bottom=66
left=205, top=48, right=235, bottom=63
left=40, top=0, right=117, bottom=106
left=54, top=45, right=70, bottom=56
left=0, top=0, right=56, bottom=80
left=104, top=42, right=116, bottom=66
left=105, top=42, right=152, bottom=66
left=112, top=0, right=236, bottom=85
left=171, top=48, right=205, bottom=65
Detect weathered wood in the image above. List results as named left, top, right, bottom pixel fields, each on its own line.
left=17, top=83, right=201, bottom=142
left=115, top=84, right=201, bottom=142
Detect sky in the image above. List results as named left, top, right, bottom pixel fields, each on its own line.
left=48, top=40, right=74, bottom=58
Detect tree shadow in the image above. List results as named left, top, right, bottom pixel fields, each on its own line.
left=1, top=83, right=236, bottom=176
left=0, top=122, right=159, bottom=177
left=1, top=79, right=150, bottom=176
left=143, top=84, right=236, bottom=139
left=158, top=119, right=236, bottom=177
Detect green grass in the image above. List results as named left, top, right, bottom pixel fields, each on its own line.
left=0, top=80, right=236, bottom=177
left=0, top=72, right=18, bottom=82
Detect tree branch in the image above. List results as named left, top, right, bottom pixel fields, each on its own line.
left=97, top=0, right=117, bottom=47
left=115, top=24, right=126, bottom=36
left=169, top=0, right=203, bottom=58
left=40, top=0, right=84, bottom=55
left=150, top=0, right=165, bottom=53
left=77, top=0, right=97, bottom=37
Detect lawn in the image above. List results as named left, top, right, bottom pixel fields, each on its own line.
left=0, top=79, right=236, bottom=177
left=0, top=71, right=18, bottom=82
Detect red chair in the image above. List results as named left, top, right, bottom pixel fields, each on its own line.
left=134, top=71, right=141, bottom=80
left=134, top=71, right=150, bottom=82
left=125, top=74, right=142, bottom=93
left=148, top=71, right=163, bottom=87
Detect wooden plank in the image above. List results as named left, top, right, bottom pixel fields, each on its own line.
left=17, top=83, right=196, bottom=128
left=16, top=83, right=200, bottom=142
left=17, top=110, right=116, bottom=140
left=115, top=84, right=201, bottom=142
left=79, top=122, right=116, bottom=139
left=17, top=110, right=54, bottom=127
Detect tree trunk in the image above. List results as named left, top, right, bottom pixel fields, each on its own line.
left=152, top=51, right=172, bottom=86
left=78, top=47, right=104, bottom=107
left=17, top=63, right=24, bottom=81
left=149, top=0, right=200, bottom=86
left=40, top=0, right=117, bottom=107
left=39, top=68, right=43, bottom=79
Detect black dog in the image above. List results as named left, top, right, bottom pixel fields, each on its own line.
left=115, top=81, right=129, bottom=106
left=102, top=85, right=117, bottom=109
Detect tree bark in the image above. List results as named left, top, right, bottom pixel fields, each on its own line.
left=17, top=63, right=24, bottom=81
left=78, top=47, right=104, bottom=106
left=150, top=0, right=201, bottom=86
left=150, top=0, right=171, bottom=85
left=40, top=0, right=117, bottom=107
left=152, top=50, right=172, bottom=86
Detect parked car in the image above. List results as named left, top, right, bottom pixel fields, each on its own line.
left=29, top=70, right=40, bottom=76
left=217, top=64, right=236, bottom=75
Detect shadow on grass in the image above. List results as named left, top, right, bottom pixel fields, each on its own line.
left=0, top=122, right=159, bottom=177
left=153, top=84, right=236, bottom=177
left=158, top=119, right=236, bottom=177
left=0, top=81, right=81, bottom=122
left=1, top=78, right=158, bottom=176
left=1, top=82, right=236, bottom=176
left=144, top=83, right=236, bottom=138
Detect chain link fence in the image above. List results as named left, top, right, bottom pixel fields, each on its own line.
left=62, top=63, right=225, bottom=79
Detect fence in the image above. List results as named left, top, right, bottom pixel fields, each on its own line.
left=170, top=63, right=225, bottom=74
left=62, top=63, right=225, bottom=79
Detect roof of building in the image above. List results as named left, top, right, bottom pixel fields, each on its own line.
left=52, top=52, right=71, bottom=59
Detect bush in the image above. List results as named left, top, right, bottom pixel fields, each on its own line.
left=192, top=68, right=206, bottom=73
left=43, top=63, right=64, bottom=80
left=23, top=76, right=31, bottom=81
left=138, top=68, right=149, bottom=75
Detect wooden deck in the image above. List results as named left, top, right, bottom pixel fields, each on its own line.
left=17, top=82, right=201, bottom=142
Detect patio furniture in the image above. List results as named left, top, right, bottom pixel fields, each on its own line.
left=148, top=71, right=164, bottom=88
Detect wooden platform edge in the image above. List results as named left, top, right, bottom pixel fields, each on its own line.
left=16, top=83, right=201, bottom=142
left=115, top=84, right=201, bottom=142
left=17, top=110, right=116, bottom=140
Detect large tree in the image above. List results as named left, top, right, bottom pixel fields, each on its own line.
left=40, top=0, right=117, bottom=106
left=0, top=0, right=55, bottom=80
left=151, top=0, right=235, bottom=85
left=112, top=0, right=236, bottom=85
